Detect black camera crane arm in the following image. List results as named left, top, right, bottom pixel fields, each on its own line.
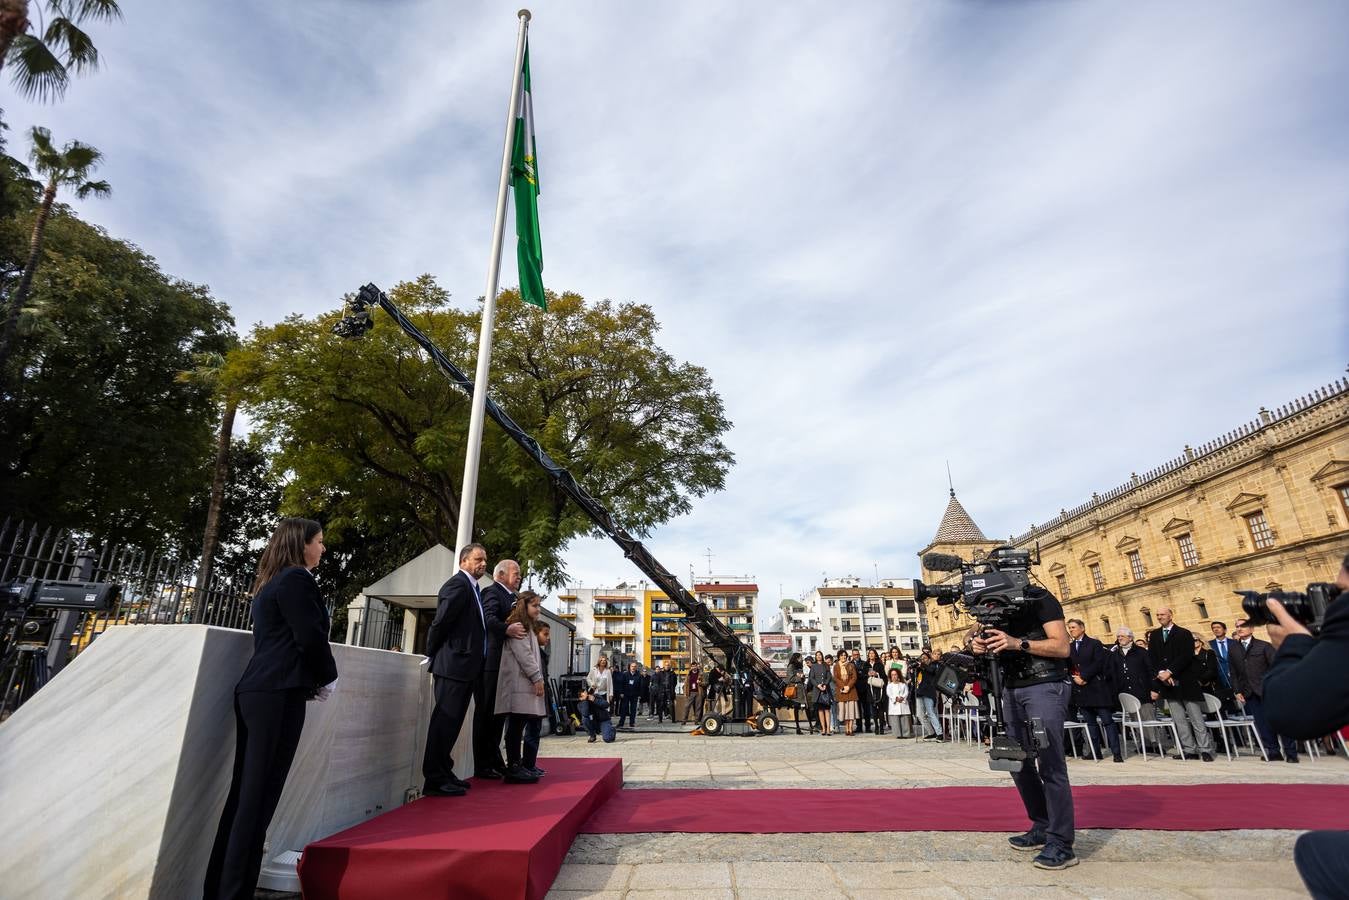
left=334, top=284, right=789, bottom=708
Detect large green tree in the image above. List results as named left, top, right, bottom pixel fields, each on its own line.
left=239, top=276, right=734, bottom=588
left=0, top=200, right=236, bottom=544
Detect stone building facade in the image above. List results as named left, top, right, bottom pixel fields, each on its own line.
left=920, top=377, right=1349, bottom=646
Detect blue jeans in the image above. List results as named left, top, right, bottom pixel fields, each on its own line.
left=1003, top=680, right=1074, bottom=851
left=918, top=696, right=942, bottom=736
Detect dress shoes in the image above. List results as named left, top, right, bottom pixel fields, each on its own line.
left=528, top=766, right=546, bottom=777
left=503, top=764, right=540, bottom=784
left=1112, top=754, right=1125, bottom=763
left=1201, top=753, right=1215, bottom=762
left=424, top=782, right=467, bottom=797
left=448, top=774, right=472, bottom=789
left=475, top=767, right=504, bottom=780
left=1285, top=755, right=1301, bottom=763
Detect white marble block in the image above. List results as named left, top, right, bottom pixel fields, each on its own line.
left=0, top=625, right=472, bottom=899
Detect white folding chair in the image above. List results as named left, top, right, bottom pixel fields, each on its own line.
left=1202, top=693, right=1263, bottom=761
left=961, top=701, right=987, bottom=745
left=1119, top=693, right=1181, bottom=761
left=1064, top=716, right=1099, bottom=760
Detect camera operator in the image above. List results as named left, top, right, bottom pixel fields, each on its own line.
left=1261, top=552, right=1349, bottom=899
left=970, top=584, right=1076, bottom=871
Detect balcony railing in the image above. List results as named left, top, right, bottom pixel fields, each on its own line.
left=594, top=605, right=636, bottom=617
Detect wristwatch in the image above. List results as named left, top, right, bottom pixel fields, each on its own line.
left=1019, top=639, right=1031, bottom=652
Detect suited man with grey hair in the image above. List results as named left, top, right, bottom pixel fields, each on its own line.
left=474, top=558, right=527, bottom=777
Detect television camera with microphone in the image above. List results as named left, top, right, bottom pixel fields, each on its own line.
left=912, top=545, right=1047, bottom=773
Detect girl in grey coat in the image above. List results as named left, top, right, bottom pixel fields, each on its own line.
left=494, top=590, right=547, bottom=783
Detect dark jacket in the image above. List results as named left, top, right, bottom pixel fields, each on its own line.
left=235, top=566, right=338, bottom=694
left=1192, top=648, right=1219, bottom=694
left=1264, top=592, right=1349, bottom=739
left=615, top=670, right=642, bottom=699
left=1069, top=635, right=1115, bottom=708
left=1146, top=623, right=1203, bottom=702
left=479, top=581, right=516, bottom=668
left=1230, top=635, right=1277, bottom=698
left=652, top=667, right=676, bottom=696
left=1112, top=643, right=1156, bottom=704
left=916, top=662, right=941, bottom=700
left=807, top=661, right=831, bottom=705
left=425, top=569, right=486, bottom=682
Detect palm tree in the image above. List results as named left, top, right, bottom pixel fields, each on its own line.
left=0, top=125, right=109, bottom=373
left=177, top=350, right=239, bottom=624
left=1, top=0, right=122, bottom=102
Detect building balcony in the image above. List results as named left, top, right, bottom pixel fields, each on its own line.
left=557, top=610, right=577, bottom=618
left=594, top=607, right=636, bottom=618
left=728, top=623, right=753, bottom=631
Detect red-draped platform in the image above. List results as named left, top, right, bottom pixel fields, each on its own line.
left=580, top=783, right=1349, bottom=834
left=297, top=757, right=621, bottom=900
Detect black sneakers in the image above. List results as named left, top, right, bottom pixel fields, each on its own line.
left=1008, top=830, right=1047, bottom=852
left=1032, top=846, right=1079, bottom=870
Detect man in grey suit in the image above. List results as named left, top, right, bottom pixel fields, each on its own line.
left=1231, top=618, right=1300, bottom=763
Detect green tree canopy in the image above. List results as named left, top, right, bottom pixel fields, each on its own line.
left=238, top=277, right=734, bottom=587
left=0, top=202, right=236, bottom=544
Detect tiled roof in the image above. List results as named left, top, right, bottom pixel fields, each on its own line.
left=931, top=491, right=989, bottom=544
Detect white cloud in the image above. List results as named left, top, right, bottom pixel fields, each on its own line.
left=8, top=0, right=1347, bottom=620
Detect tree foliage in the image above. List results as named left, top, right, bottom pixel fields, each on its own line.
left=1, top=0, right=123, bottom=102
left=0, top=199, right=236, bottom=544
left=237, top=277, right=734, bottom=587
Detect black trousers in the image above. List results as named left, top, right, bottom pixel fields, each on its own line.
left=424, top=675, right=474, bottom=788
left=473, top=667, right=506, bottom=772
left=505, top=713, right=543, bottom=768
left=204, top=689, right=308, bottom=900
left=1296, top=831, right=1349, bottom=899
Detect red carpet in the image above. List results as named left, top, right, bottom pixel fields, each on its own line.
left=297, top=757, right=621, bottom=900
left=581, top=783, right=1349, bottom=834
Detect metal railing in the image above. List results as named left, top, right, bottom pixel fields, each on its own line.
left=1, top=519, right=256, bottom=714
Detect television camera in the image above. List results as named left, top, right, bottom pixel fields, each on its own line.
left=912, top=545, right=1048, bottom=773
left=1, top=577, right=120, bottom=715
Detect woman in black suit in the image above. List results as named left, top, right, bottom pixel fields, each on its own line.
left=204, top=517, right=339, bottom=900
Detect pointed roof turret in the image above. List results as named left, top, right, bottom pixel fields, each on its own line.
left=931, top=489, right=989, bottom=544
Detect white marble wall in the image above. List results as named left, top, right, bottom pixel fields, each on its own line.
left=0, top=625, right=472, bottom=900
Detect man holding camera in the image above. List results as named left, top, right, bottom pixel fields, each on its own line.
left=1261, top=552, right=1349, bottom=899
left=971, top=584, right=1076, bottom=871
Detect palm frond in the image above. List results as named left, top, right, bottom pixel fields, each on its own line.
left=58, top=139, right=100, bottom=171
left=64, top=0, right=123, bottom=23
left=74, top=177, right=108, bottom=199
left=44, top=16, right=97, bottom=74
left=27, top=125, right=55, bottom=158
left=7, top=34, right=68, bottom=102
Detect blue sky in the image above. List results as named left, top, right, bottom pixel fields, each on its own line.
left=9, top=1, right=1348, bottom=614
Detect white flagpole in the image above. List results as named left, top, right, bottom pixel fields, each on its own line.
left=455, top=9, right=531, bottom=561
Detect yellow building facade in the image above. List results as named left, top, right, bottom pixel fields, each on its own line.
left=921, top=378, right=1349, bottom=647
left=643, top=588, right=690, bottom=673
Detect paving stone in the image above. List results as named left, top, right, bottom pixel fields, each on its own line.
left=628, top=861, right=732, bottom=889
left=543, top=892, right=622, bottom=900
left=732, top=861, right=838, bottom=889
left=548, top=864, right=631, bottom=891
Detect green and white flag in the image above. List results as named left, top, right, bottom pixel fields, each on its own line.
left=512, top=42, right=545, bottom=310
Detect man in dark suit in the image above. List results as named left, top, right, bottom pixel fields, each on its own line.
left=615, top=662, right=641, bottom=728
left=651, top=658, right=676, bottom=723
left=1067, top=619, right=1122, bottom=762
left=1209, top=621, right=1240, bottom=714
left=474, top=559, right=527, bottom=778
left=1230, top=617, right=1299, bottom=763
left=422, top=543, right=490, bottom=797
left=1146, top=606, right=1216, bottom=761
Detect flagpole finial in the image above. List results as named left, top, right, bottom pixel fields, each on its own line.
left=518, top=8, right=531, bottom=20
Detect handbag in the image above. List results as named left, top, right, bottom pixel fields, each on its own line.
left=784, top=683, right=798, bottom=700
left=867, top=675, right=884, bottom=689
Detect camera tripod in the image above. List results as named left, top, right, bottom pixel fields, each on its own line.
left=0, top=624, right=51, bottom=718
left=966, top=653, right=1047, bottom=773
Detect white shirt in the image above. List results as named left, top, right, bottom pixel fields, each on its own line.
left=885, top=681, right=909, bottom=714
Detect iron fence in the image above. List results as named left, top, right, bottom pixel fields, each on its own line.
left=0, top=519, right=256, bottom=715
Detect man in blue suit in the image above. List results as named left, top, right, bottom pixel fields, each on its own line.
left=422, top=543, right=490, bottom=797
left=1068, top=618, right=1122, bottom=762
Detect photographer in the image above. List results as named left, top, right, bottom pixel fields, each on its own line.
left=971, top=583, right=1076, bottom=871
left=1261, top=553, right=1349, bottom=899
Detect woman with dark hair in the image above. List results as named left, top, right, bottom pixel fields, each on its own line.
left=865, top=647, right=887, bottom=734
left=786, top=652, right=807, bottom=734
left=808, top=650, right=832, bottom=735
left=204, top=517, right=338, bottom=900
left=496, top=591, right=547, bottom=783
left=833, top=652, right=859, bottom=736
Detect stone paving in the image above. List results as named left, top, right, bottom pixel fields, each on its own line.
left=541, top=724, right=1347, bottom=899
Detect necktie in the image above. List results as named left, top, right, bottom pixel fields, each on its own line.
left=469, top=573, right=486, bottom=654
left=1217, top=641, right=1226, bottom=660
left=1163, top=628, right=1170, bottom=642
